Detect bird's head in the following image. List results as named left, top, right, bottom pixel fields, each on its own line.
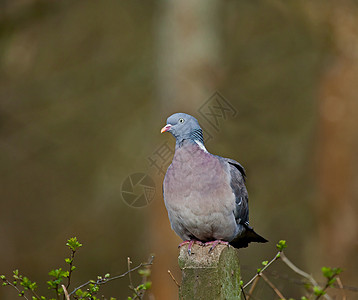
left=161, top=113, right=204, bottom=145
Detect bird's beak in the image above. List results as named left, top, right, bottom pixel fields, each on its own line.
left=161, top=124, right=172, bottom=133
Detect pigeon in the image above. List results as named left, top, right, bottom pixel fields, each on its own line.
left=161, top=112, right=268, bottom=254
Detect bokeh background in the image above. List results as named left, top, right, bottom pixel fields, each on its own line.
left=1, top=0, right=358, bottom=299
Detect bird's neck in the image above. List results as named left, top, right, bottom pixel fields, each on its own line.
left=175, top=129, right=208, bottom=153
left=190, top=128, right=204, bottom=144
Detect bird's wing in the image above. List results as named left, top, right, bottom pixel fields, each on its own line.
left=219, top=157, right=249, bottom=225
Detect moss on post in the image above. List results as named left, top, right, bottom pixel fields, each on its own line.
left=178, top=244, right=242, bottom=300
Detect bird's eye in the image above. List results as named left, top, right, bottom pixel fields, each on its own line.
left=179, top=118, right=185, bottom=123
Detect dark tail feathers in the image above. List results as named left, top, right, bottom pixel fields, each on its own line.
left=230, top=226, right=268, bottom=249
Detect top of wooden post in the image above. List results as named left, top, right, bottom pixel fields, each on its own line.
left=178, top=244, right=242, bottom=300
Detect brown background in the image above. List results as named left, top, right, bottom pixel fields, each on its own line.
left=1, top=1, right=357, bottom=299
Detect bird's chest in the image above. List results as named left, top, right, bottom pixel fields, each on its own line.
left=164, top=146, right=231, bottom=206
left=167, top=150, right=220, bottom=193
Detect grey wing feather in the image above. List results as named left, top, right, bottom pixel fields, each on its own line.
left=221, top=157, right=249, bottom=225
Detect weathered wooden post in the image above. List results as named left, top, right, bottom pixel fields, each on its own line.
left=178, top=244, right=242, bottom=300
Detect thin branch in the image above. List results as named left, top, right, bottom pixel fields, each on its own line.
left=61, top=285, right=70, bottom=300
left=68, top=255, right=154, bottom=297
left=246, top=276, right=260, bottom=300
left=240, top=285, right=247, bottom=300
left=261, top=273, right=286, bottom=300
left=243, top=252, right=280, bottom=289
left=3, top=280, right=30, bottom=300
left=280, top=252, right=332, bottom=300
left=28, top=288, right=42, bottom=300
left=168, top=270, right=180, bottom=288
left=66, top=250, right=75, bottom=289
left=336, top=277, right=346, bottom=300
left=127, top=258, right=134, bottom=290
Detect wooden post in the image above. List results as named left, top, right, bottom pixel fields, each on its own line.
left=178, top=244, right=242, bottom=300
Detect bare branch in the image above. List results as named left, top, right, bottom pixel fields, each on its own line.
left=168, top=270, right=180, bottom=288
left=246, top=276, right=260, bottom=300
left=261, top=273, right=286, bottom=300
left=61, top=285, right=70, bottom=300
left=336, top=277, right=346, bottom=300
left=280, top=252, right=332, bottom=300
left=243, top=252, right=280, bottom=289
left=68, top=255, right=154, bottom=297
left=3, top=280, right=30, bottom=300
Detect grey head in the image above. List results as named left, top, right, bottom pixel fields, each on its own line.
left=161, top=113, right=204, bottom=147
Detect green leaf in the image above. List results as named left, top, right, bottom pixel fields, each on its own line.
left=0, top=275, right=6, bottom=280
left=89, top=283, right=99, bottom=293
left=322, top=266, right=342, bottom=278
left=138, top=269, right=151, bottom=277
left=262, top=260, right=268, bottom=266
left=65, top=258, right=72, bottom=264
left=20, top=277, right=37, bottom=290
left=144, top=281, right=152, bottom=289
left=136, top=284, right=146, bottom=291
left=48, top=268, right=69, bottom=279
left=66, top=237, right=82, bottom=251
left=105, top=273, right=110, bottom=278
left=75, top=289, right=84, bottom=296
left=313, top=286, right=325, bottom=296
left=276, top=240, right=287, bottom=251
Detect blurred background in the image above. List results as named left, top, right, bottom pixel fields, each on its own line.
left=1, top=0, right=358, bottom=299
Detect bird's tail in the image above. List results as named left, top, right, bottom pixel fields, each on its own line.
left=230, top=226, right=268, bottom=249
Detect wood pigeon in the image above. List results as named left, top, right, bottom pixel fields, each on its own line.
left=161, top=112, right=268, bottom=254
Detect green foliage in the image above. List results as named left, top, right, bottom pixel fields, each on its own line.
left=47, top=268, right=69, bottom=294
left=321, top=266, right=342, bottom=287
left=243, top=240, right=343, bottom=300
left=312, top=285, right=325, bottom=296
left=0, top=237, right=153, bottom=300
left=20, top=277, right=37, bottom=290
left=66, top=237, right=82, bottom=252
left=276, top=240, right=287, bottom=251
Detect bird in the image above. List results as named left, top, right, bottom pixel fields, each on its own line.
left=161, top=112, right=268, bottom=254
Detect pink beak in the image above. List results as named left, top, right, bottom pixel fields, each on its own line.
left=161, top=124, right=172, bottom=133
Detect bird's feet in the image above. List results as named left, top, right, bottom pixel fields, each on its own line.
left=178, top=239, right=204, bottom=255
left=204, top=240, right=229, bottom=252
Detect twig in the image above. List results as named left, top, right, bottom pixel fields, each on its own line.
left=68, top=255, right=154, bottom=297
left=62, top=285, right=70, bottom=300
left=280, top=252, right=332, bottom=300
left=246, top=276, right=260, bottom=300
left=66, top=249, right=76, bottom=289
left=261, top=273, right=286, bottom=299
left=336, top=277, right=346, bottom=300
left=3, top=280, right=30, bottom=300
left=168, top=270, right=180, bottom=288
left=127, top=258, right=134, bottom=289
left=127, top=257, right=140, bottom=299
left=243, top=252, right=280, bottom=289
left=240, top=285, right=247, bottom=300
